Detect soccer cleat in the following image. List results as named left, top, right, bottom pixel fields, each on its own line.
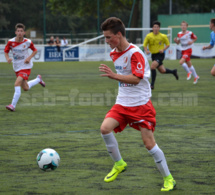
left=6, top=104, right=15, bottom=112
left=187, top=71, right=192, bottom=80
left=161, top=174, right=176, bottom=192
left=37, top=75, right=46, bottom=87
left=173, top=69, right=179, bottom=80
left=193, top=76, right=200, bottom=84
left=104, top=160, right=127, bottom=182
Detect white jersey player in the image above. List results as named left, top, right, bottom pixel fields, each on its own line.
left=4, top=23, right=45, bottom=111
left=99, top=17, right=176, bottom=192
left=174, top=21, right=199, bottom=84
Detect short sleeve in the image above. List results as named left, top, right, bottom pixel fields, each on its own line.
left=143, top=35, right=149, bottom=47
left=29, top=42, right=37, bottom=51
left=4, top=41, right=11, bottom=53
left=164, top=35, right=170, bottom=46
left=210, top=33, right=214, bottom=47
left=191, top=32, right=197, bottom=39
left=131, top=52, right=145, bottom=79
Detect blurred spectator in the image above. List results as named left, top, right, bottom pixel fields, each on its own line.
left=55, top=37, right=61, bottom=52
left=61, top=37, right=68, bottom=46
left=48, top=36, right=55, bottom=46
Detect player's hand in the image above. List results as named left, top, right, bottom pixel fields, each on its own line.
left=188, top=41, right=193, bottom=45
left=24, top=57, right=31, bottom=64
left=145, top=50, right=150, bottom=55
left=7, top=58, right=12, bottom=64
left=159, top=49, right=164, bottom=53
left=99, top=64, right=116, bottom=79
left=173, top=38, right=178, bottom=43
left=202, top=46, right=206, bottom=50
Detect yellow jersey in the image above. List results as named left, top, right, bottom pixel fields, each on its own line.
left=143, top=32, right=170, bottom=54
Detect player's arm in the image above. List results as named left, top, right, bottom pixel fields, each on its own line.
left=160, top=35, right=169, bottom=53
left=24, top=42, right=38, bottom=64
left=202, top=45, right=213, bottom=50
left=4, top=52, right=12, bottom=64
left=143, top=36, right=150, bottom=54
left=203, top=34, right=214, bottom=50
left=188, top=33, right=197, bottom=45
left=99, top=64, right=140, bottom=84
left=173, top=37, right=180, bottom=44
left=4, top=42, right=12, bottom=63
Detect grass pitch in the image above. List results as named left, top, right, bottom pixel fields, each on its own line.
left=0, top=59, right=215, bottom=195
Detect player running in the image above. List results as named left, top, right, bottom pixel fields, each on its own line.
left=143, top=21, right=178, bottom=90
left=4, top=23, right=45, bottom=112
left=174, top=21, right=199, bottom=84
left=99, top=17, right=176, bottom=192
left=202, top=18, right=215, bottom=76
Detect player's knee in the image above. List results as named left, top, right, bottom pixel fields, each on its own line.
left=211, top=70, right=215, bottom=76
left=100, top=124, right=111, bottom=135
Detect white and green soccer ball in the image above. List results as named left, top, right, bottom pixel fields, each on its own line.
left=37, top=148, right=60, bottom=171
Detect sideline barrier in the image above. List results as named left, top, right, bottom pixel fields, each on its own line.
left=0, top=44, right=215, bottom=62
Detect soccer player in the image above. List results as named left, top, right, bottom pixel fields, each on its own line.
left=4, top=23, right=45, bottom=112
left=174, top=21, right=199, bottom=84
left=202, top=18, right=215, bottom=76
left=143, top=21, right=178, bottom=89
left=99, top=17, right=176, bottom=192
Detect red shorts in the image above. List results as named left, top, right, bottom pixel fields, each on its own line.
left=182, top=48, right=192, bottom=62
left=15, top=69, right=31, bottom=80
left=105, top=100, right=156, bottom=133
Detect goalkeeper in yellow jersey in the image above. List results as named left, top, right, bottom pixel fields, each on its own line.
left=143, top=21, right=178, bottom=89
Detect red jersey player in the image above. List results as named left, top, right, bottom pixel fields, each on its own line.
left=4, top=23, right=45, bottom=111
left=174, top=21, right=199, bottom=84
left=99, top=17, right=176, bottom=192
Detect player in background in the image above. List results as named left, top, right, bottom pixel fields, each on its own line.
left=143, top=21, right=178, bottom=90
left=202, top=18, right=215, bottom=76
left=99, top=17, right=176, bottom=191
left=174, top=21, right=199, bottom=84
left=4, top=23, right=45, bottom=112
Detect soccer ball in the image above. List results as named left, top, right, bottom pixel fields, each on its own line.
left=36, top=148, right=60, bottom=171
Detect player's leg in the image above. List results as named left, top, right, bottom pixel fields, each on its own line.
left=101, top=117, right=127, bottom=182
left=139, top=127, right=176, bottom=191
left=28, top=75, right=45, bottom=89
left=211, top=64, right=215, bottom=76
left=179, top=57, right=192, bottom=80
left=6, top=76, right=23, bottom=111
left=157, top=65, right=179, bottom=80
left=187, top=61, right=199, bottom=84
left=150, top=60, right=159, bottom=89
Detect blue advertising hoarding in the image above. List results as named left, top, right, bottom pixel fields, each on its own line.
left=44, top=46, right=79, bottom=61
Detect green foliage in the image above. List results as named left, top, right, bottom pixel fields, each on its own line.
left=0, top=59, right=215, bottom=194
left=0, top=1, right=10, bottom=30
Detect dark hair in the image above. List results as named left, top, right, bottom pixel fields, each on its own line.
left=101, top=17, right=125, bottom=36
left=181, top=21, right=188, bottom=26
left=210, top=18, right=215, bottom=25
left=15, top=23, right=25, bottom=31
left=152, top=21, right=161, bottom=27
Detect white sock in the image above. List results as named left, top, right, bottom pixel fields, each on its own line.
left=181, top=63, right=190, bottom=73
left=189, top=65, right=198, bottom=78
left=101, top=132, right=122, bottom=162
left=148, top=144, right=170, bottom=177
left=11, top=86, right=21, bottom=108
left=28, top=78, right=40, bottom=90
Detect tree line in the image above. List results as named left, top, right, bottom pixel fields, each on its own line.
left=0, top=0, right=215, bottom=38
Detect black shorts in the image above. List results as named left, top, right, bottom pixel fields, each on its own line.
left=151, top=53, right=165, bottom=67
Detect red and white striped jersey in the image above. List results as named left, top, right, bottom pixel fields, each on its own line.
left=110, top=44, right=151, bottom=107
left=177, top=31, right=197, bottom=51
left=4, top=37, right=37, bottom=72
